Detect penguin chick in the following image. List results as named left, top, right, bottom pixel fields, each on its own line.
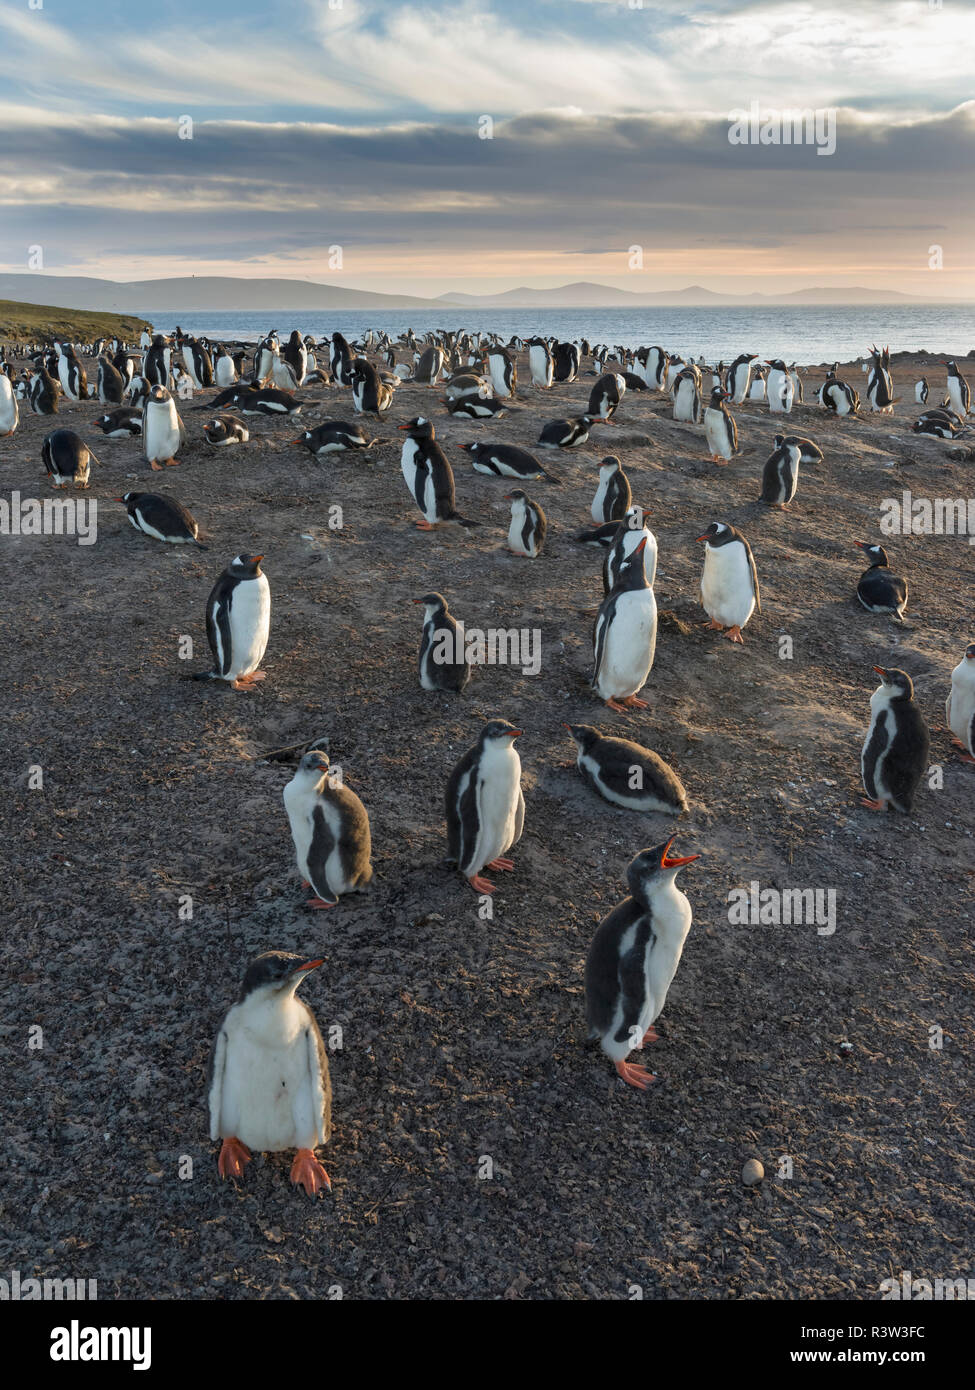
left=860, top=666, right=930, bottom=812
left=854, top=542, right=908, bottom=621
left=445, top=719, right=524, bottom=895
left=564, top=724, right=687, bottom=814
left=283, top=751, right=374, bottom=907
left=414, top=591, right=472, bottom=693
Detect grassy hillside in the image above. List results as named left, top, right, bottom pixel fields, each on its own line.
left=0, top=299, right=152, bottom=343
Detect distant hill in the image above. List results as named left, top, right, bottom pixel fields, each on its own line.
left=0, top=274, right=445, bottom=314
left=0, top=299, right=152, bottom=342
left=438, top=281, right=938, bottom=308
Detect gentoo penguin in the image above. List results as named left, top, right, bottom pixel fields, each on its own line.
left=592, top=537, right=657, bottom=712
left=639, top=346, right=668, bottom=389
left=53, top=341, right=87, bottom=401
left=398, top=417, right=476, bottom=530
left=284, top=330, right=308, bottom=386
left=444, top=373, right=489, bottom=402
left=697, top=522, right=760, bottom=643
left=766, top=359, right=795, bottom=414
left=213, top=345, right=238, bottom=389
left=564, top=725, right=687, bottom=815
left=591, top=456, right=631, bottom=524
left=486, top=348, right=517, bottom=399
left=350, top=357, right=393, bottom=416
left=204, top=415, right=249, bottom=446
left=139, top=328, right=152, bottom=351
left=27, top=367, right=59, bottom=415
left=748, top=365, right=768, bottom=401
left=537, top=415, right=595, bottom=449
left=445, top=719, right=525, bottom=896
left=860, top=667, right=929, bottom=812
left=505, top=489, right=547, bottom=557
left=255, top=331, right=280, bottom=384
left=727, top=352, right=757, bottom=404
left=819, top=375, right=860, bottom=416
left=413, top=591, right=471, bottom=693
left=41, top=430, right=95, bottom=488
left=702, top=388, right=738, bottom=462
left=119, top=491, right=206, bottom=547
left=759, top=437, right=801, bottom=508
left=414, top=344, right=445, bottom=387
left=527, top=337, right=553, bottom=389
left=588, top=372, right=625, bottom=423
left=854, top=543, right=908, bottom=620
left=945, top=643, right=975, bottom=764
left=913, top=410, right=963, bottom=438
left=552, top=341, right=580, bottom=383
left=294, top=420, right=377, bottom=455
left=181, top=336, right=213, bottom=389
left=0, top=372, right=18, bottom=436
left=444, top=392, right=508, bottom=420
left=94, top=406, right=143, bottom=438
left=584, top=839, right=699, bottom=1089
left=125, top=374, right=151, bottom=410
left=143, top=335, right=171, bottom=388
left=207, top=950, right=332, bottom=1197
left=775, top=432, right=822, bottom=464
left=603, top=507, right=657, bottom=592
left=866, top=345, right=896, bottom=413
left=193, top=554, right=271, bottom=691
left=283, top=751, right=373, bottom=907
left=460, top=441, right=558, bottom=483
left=142, top=384, right=186, bottom=469
left=945, top=360, right=971, bottom=416
left=236, top=385, right=303, bottom=416
left=96, top=355, right=126, bottom=405
left=915, top=377, right=929, bottom=405
left=671, top=366, right=702, bottom=423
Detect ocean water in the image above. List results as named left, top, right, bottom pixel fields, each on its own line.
left=141, top=304, right=974, bottom=367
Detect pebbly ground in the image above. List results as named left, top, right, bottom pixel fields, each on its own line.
left=0, top=344, right=972, bottom=1300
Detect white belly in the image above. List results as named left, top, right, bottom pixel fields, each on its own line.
left=471, top=746, right=521, bottom=871
left=225, top=575, right=270, bottom=680
left=596, top=589, right=657, bottom=698
left=144, top=402, right=181, bottom=460
left=947, top=664, right=975, bottom=751
left=218, top=1002, right=321, bottom=1152
left=701, top=544, right=755, bottom=628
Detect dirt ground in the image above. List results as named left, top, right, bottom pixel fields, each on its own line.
left=1, top=341, right=973, bottom=1301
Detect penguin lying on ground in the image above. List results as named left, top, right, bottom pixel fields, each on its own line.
left=192, top=554, right=270, bottom=691
left=283, top=751, right=374, bottom=907
left=414, top=591, right=471, bottom=693
left=445, top=719, right=524, bottom=895
left=946, top=643, right=975, bottom=764
left=94, top=407, right=143, bottom=438
left=42, top=429, right=96, bottom=488
left=585, top=839, right=699, bottom=1090
left=537, top=415, right=595, bottom=449
left=118, top=492, right=206, bottom=548
left=207, top=951, right=332, bottom=1197
left=293, top=421, right=378, bottom=454
left=564, top=725, right=687, bottom=814
left=204, top=415, right=249, bottom=446
left=854, top=543, right=908, bottom=621
left=860, top=666, right=929, bottom=812
left=460, top=441, right=559, bottom=483
left=697, top=522, right=760, bottom=643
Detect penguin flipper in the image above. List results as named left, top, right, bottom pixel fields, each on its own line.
left=307, top=804, right=340, bottom=905
left=206, top=1025, right=228, bottom=1141
left=615, top=929, right=652, bottom=1048
left=300, top=1004, right=332, bottom=1146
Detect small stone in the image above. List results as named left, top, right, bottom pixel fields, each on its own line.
left=742, top=1158, right=764, bottom=1186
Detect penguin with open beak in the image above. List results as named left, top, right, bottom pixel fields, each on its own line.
left=207, top=951, right=333, bottom=1197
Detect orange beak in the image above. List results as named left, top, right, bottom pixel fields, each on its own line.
left=661, top=836, right=700, bottom=869
left=873, top=666, right=887, bottom=678
left=695, top=533, right=710, bottom=543
left=508, top=729, right=524, bottom=738
left=296, top=958, right=324, bottom=973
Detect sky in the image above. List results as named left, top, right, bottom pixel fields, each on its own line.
left=0, top=0, right=973, bottom=298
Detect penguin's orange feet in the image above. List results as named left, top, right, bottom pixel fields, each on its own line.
left=725, top=626, right=744, bottom=643
left=606, top=697, right=629, bottom=713
left=218, top=1136, right=252, bottom=1182
left=290, top=1148, right=331, bottom=1197
left=702, top=618, right=723, bottom=631
left=165, top=458, right=180, bottom=466
left=620, top=694, right=648, bottom=708
left=950, top=736, right=966, bottom=748
left=615, top=1059, right=656, bottom=1090
left=415, top=519, right=436, bottom=530
left=150, top=461, right=164, bottom=471
left=306, top=896, right=335, bottom=908
left=860, top=797, right=887, bottom=811
left=487, top=857, right=514, bottom=871
left=231, top=678, right=258, bottom=691
left=238, top=670, right=267, bottom=684
left=468, top=874, right=496, bottom=895
left=956, top=752, right=975, bottom=765
left=642, top=1025, right=660, bottom=1045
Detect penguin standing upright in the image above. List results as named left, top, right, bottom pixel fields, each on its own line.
left=672, top=366, right=702, bottom=423
left=53, top=341, right=87, bottom=401
left=915, top=377, right=928, bottom=405
left=854, top=543, right=908, bottom=621
left=283, top=751, right=373, bottom=907
left=119, top=491, right=206, bottom=547
left=860, top=666, right=929, bottom=812
left=702, top=387, right=738, bottom=462
left=591, top=456, right=631, bottom=524
left=329, top=333, right=354, bottom=386
left=284, top=330, right=308, bottom=386
left=527, top=337, right=553, bottom=389
left=398, top=418, right=477, bottom=530
left=0, top=371, right=18, bottom=436
left=143, top=335, right=171, bottom=387
left=193, top=554, right=270, bottom=691
left=28, top=368, right=59, bottom=415
left=214, top=345, right=238, bottom=388
left=946, top=643, right=975, bottom=764
left=142, top=384, right=186, bottom=469
left=253, top=330, right=279, bottom=382
left=486, top=348, right=517, bottom=399
left=181, top=336, right=214, bottom=389
left=414, top=344, right=445, bottom=387
left=945, top=360, right=971, bottom=416
left=96, top=355, right=126, bottom=405
left=445, top=719, right=525, bottom=896
left=505, top=489, right=547, bottom=557
left=584, top=839, right=699, bottom=1089
left=552, top=341, right=580, bottom=383
left=866, top=345, right=896, bottom=413
left=564, top=725, right=687, bottom=815
left=603, top=507, right=657, bottom=592
left=766, top=359, right=795, bottom=414
left=588, top=372, right=625, bottom=422
left=414, top=591, right=471, bottom=692
left=760, top=438, right=801, bottom=508
left=727, top=352, right=757, bottom=404
left=592, top=538, right=657, bottom=711
left=42, top=429, right=95, bottom=488
left=207, top=951, right=332, bottom=1197
left=697, top=522, right=760, bottom=642
left=350, top=357, right=393, bottom=416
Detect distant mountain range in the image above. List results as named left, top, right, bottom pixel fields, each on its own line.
left=0, top=273, right=957, bottom=314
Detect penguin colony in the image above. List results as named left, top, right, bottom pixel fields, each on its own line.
left=2, top=322, right=972, bottom=1195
